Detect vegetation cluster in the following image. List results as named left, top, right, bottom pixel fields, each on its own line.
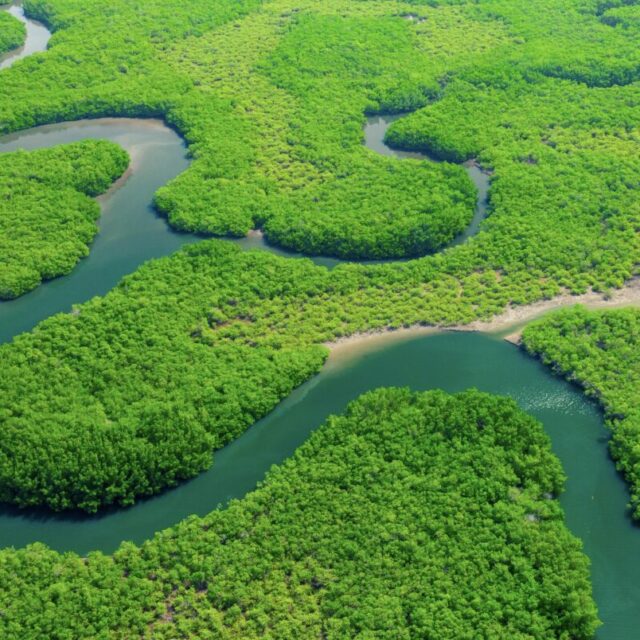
left=0, top=389, right=600, bottom=639
left=154, top=5, right=482, bottom=259
left=0, top=0, right=635, bottom=277
left=523, top=306, right=640, bottom=519
left=1, top=0, right=640, bottom=508
left=0, top=140, right=129, bottom=298
left=0, top=10, right=25, bottom=55
left=0, top=0, right=635, bottom=632
left=0, top=243, right=331, bottom=511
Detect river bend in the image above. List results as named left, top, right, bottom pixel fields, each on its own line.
left=0, top=0, right=49, bottom=70
left=0, top=8, right=634, bottom=639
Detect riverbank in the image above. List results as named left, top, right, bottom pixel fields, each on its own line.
left=0, top=1, right=50, bottom=70
left=0, top=118, right=193, bottom=344
left=327, top=277, right=640, bottom=358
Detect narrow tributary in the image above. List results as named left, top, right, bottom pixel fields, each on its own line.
left=0, top=114, right=489, bottom=340
left=0, top=12, right=489, bottom=339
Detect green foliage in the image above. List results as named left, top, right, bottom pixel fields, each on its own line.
left=601, top=4, right=640, bottom=28
left=1, top=2, right=634, bottom=629
left=261, top=158, right=475, bottom=259
left=522, top=306, right=640, bottom=518
left=386, top=77, right=640, bottom=292
left=154, top=9, right=481, bottom=259
left=0, top=242, right=330, bottom=511
left=0, top=235, right=530, bottom=510
left=1, top=0, right=636, bottom=273
left=0, top=389, right=600, bottom=639
left=0, top=140, right=129, bottom=298
left=0, top=10, right=25, bottom=55
left=1, top=0, right=640, bottom=508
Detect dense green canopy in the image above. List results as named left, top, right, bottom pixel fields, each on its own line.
left=0, top=389, right=600, bottom=639
left=0, top=140, right=128, bottom=298
left=1, top=0, right=640, bottom=508
left=4, top=0, right=638, bottom=633
left=0, top=10, right=25, bottom=55
left=0, top=0, right=636, bottom=270
left=523, top=306, right=640, bottom=519
left=0, top=243, right=330, bottom=511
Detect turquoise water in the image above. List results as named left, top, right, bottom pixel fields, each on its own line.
left=0, top=11, right=636, bottom=638
left=0, top=331, right=635, bottom=638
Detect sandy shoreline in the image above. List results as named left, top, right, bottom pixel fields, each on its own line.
left=96, top=142, right=146, bottom=204
left=97, top=163, right=135, bottom=203
left=326, top=278, right=640, bottom=358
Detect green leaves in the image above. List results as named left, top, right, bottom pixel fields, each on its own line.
left=0, top=389, right=600, bottom=639
left=0, top=140, right=129, bottom=298
left=0, top=243, right=332, bottom=511
left=0, top=10, right=25, bottom=56
left=523, top=306, right=640, bottom=518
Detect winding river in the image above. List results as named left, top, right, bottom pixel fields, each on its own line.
left=0, top=7, right=637, bottom=639
left=0, top=114, right=487, bottom=341
left=0, top=0, right=49, bottom=70
left=0, top=332, right=637, bottom=639
left=364, top=113, right=490, bottom=246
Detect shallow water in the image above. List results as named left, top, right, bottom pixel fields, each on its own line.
left=0, top=117, right=343, bottom=340
left=0, top=14, right=487, bottom=330
left=0, top=112, right=487, bottom=340
left=0, top=119, right=196, bottom=341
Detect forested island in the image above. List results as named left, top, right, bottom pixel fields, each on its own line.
left=0, top=140, right=128, bottom=298
left=1, top=0, right=640, bottom=636
left=0, top=390, right=600, bottom=639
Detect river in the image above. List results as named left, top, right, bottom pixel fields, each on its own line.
left=0, top=114, right=488, bottom=339
left=0, top=332, right=636, bottom=638
left=0, top=7, right=636, bottom=639
left=0, top=0, right=49, bottom=70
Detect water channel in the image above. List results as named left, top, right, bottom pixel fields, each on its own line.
left=0, top=7, right=636, bottom=638
left=0, top=0, right=49, bottom=70
left=0, top=113, right=489, bottom=340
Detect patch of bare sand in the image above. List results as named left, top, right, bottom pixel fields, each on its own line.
left=326, top=278, right=640, bottom=359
